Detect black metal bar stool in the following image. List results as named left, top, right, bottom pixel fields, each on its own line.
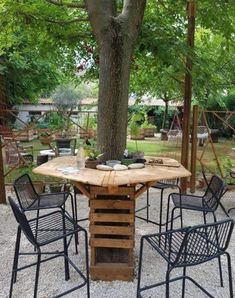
left=166, top=175, right=227, bottom=287
left=13, top=174, right=78, bottom=253
left=9, top=198, right=90, bottom=298
left=137, top=219, right=234, bottom=298
left=136, top=179, right=180, bottom=234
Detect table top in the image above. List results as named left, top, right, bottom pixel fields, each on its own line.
left=33, top=156, right=191, bottom=187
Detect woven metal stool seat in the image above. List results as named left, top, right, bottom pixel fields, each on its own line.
left=29, top=211, right=81, bottom=246
left=26, top=192, right=69, bottom=210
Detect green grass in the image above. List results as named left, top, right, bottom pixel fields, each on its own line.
left=4, top=137, right=235, bottom=184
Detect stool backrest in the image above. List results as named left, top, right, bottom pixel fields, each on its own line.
left=203, top=175, right=224, bottom=209
left=9, top=197, right=36, bottom=246
left=14, top=174, right=38, bottom=210
left=175, top=219, right=234, bottom=267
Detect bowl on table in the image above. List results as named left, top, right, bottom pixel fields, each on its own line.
left=106, top=160, right=121, bottom=168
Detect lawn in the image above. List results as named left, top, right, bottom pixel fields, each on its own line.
left=4, top=136, right=235, bottom=185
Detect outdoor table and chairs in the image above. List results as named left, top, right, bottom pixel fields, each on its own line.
left=33, top=155, right=191, bottom=281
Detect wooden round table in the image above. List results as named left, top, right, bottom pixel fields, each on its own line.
left=33, top=156, right=191, bottom=281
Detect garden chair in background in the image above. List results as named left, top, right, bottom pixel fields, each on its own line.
left=137, top=219, right=234, bottom=298
left=167, top=129, right=182, bottom=142
left=3, top=138, right=33, bottom=169
left=55, top=138, right=77, bottom=156
left=8, top=198, right=90, bottom=298
left=197, top=125, right=210, bottom=146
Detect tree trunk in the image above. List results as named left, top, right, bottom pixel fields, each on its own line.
left=98, top=32, right=132, bottom=160
left=162, top=99, right=169, bottom=129
left=86, top=0, right=146, bottom=160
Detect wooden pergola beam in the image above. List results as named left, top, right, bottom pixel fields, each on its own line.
left=180, top=0, right=196, bottom=192
left=0, top=137, right=6, bottom=204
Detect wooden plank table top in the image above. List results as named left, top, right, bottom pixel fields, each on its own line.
left=33, top=156, right=191, bottom=188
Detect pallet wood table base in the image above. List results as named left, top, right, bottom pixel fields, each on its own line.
left=88, top=186, right=135, bottom=281
left=33, top=156, right=191, bottom=281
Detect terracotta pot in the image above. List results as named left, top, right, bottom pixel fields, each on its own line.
left=144, top=128, right=155, bottom=137
left=80, top=128, right=97, bottom=139
left=130, top=129, right=145, bottom=140
left=85, top=159, right=100, bottom=169
left=131, top=151, right=144, bottom=160
left=40, top=136, right=53, bottom=145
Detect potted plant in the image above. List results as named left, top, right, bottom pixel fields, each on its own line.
left=84, top=140, right=103, bottom=169
left=129, top=113, right=145, bottom=140
left=39, top=131, right=53, bottom=146
left=129, top=113, right=145, bottom=159
left=141, top=114, right=156, bottom=137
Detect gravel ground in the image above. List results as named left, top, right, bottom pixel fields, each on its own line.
left=0, top=186, right=235, bottom=298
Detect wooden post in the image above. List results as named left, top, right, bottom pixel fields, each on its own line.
left=190, top=105, right=198, bottom=192
left=180, top=0, right=196, bottom=193
left=0, top=137, right=6, bottom=204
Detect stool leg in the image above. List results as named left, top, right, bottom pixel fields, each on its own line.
left=146, top=187, right=149, bottom=223
left=84, top=230, right=90, bottom=298
left=70, top=193, right=78, bottom=254
left=159, top=189, right=164, bottom=234
left=213, top=212, right=223, bottom=287
left=62, top=210, right=70, bottom=281
left=137, top=237, right=144, bottom=298
left=34, top=209, right=40, bottom=252
left=225, top=252, right=234, bottom=298
left=9, top=226, right=21, bottom=297
left=34, top=251, right=41, bottom=298
left=182, top=266, right=186, bottom=298
left=166, top=194, right=171, bottom=232
left=165, top=265, right=171, bottom=298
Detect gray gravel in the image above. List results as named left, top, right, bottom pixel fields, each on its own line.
left=0, top=187, right=235, bottom=298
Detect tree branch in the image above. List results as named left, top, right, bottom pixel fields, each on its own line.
left=46, top=0, right=86, bottom=9
left=118, top=0, right=146, bottom=41
left=45, top=17, right=88, bottom=25
left=85, top=0, right=116, bottom=42
left=17, top=10, right=88, bottom=26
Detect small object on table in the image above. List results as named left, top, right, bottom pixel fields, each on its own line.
left=96, top=164, right=113, bottom=171
left=113, top=164, right=128, bottom=171
left=149, top=158, right=163, bottom=165
left=128, top=163, right=145, bottom=169
left=106, top=160, right=121, bottom=167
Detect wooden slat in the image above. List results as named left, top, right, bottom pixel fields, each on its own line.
left=90, top=263, right=134, bottom=281
left=90, top=213, right=134, bottom=223
left=90, top=238, right=134, bottom=248
left=90, top=186, right=135, bottom=196
left=90, top=200, right=134, bottom=210
left=90, top=225, right=133, bottom=236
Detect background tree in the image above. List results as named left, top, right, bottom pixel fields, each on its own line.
left=51, top=84, right=82, bottom=137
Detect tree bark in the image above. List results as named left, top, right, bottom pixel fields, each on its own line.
left=85, top=0, right=146, bottom=160
left=162, top=99, right=169, bottom=129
